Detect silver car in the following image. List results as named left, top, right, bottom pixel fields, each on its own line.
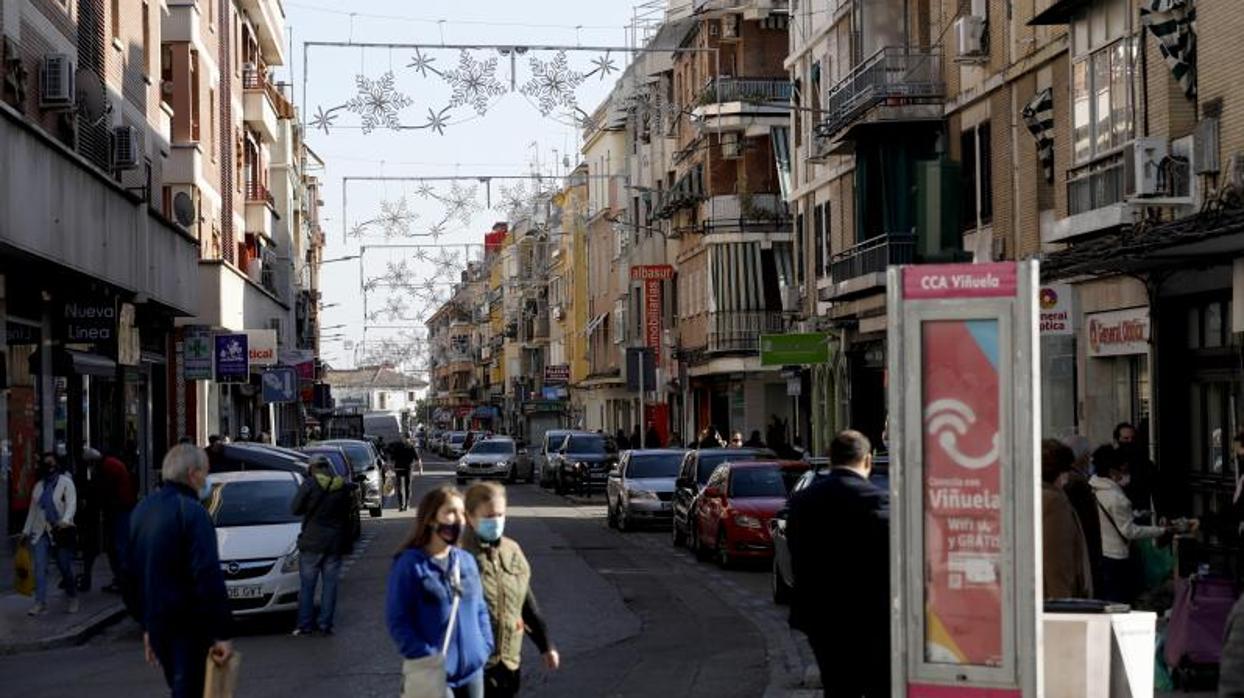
left=456, top=437, right=533, bottom=484
left=606, top=449, right=685, bottom=531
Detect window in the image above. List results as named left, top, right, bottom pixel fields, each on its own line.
left=208, top=89, right=216, bottom=161
left=111, top=0, right=120, bottom=42
left=813, top=204, right=824, bottom=278
left=1069, top=0, right=1134, bottom=164
left=378, top=392, right=387, bottom=410
left=794, top=212, right=805, bottom=285
left=141, top=1, right=151, bottom=75
left=407, top=391, right=417, bottom=402
left=189, top=50, right=200, bottom=140
left=961, top=123, right=993, bottom=230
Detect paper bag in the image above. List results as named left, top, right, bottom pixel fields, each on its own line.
left=203, top=650, right=242, bottom=698
left=14, top=541, right=34, bottom=596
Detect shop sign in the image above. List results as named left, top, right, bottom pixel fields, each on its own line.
left=1038, top=283, right=1074, bottom=336
left=902, top=263, right=1018, bottom=300
left=245, top=329, right=278, bottom=366
left=761, top=333, right=830, bottom=366
left=544, top=364, right=570, bottom=384
left=6, top=321, right=39, bottom=346
left=214, top=333, right=249, bottom=383
left=261, top=367, right=298, bottom=404
left=60, top=300, right=116, bottom=344
left=633, top=265, right=673, bottom=367
left=542, top=385, right=568, bottom=400
left=1086, top=307, right=1149, bottom=357
left=182, top=326, right=214, bottom=380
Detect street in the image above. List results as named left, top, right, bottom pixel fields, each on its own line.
left=0, top=455, right=817, bottom=697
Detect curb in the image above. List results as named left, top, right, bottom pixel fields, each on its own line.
left=0, top=602, right=128, bottom=656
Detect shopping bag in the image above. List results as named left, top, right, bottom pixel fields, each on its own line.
left=1137, top=538, right=1175, bottom=589
left=383, top=470, right=397, bottom=498
left=13, top=541, right=34, bottom=596
left=203, top=649, right=242, bottom=698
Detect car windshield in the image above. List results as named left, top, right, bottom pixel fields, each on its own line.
left=304, top=450, right=350, bottom=477
left=627, top=453, right=682, bottom=479
left=695, top=450, right=770, bottom=484
left=566, top=435, right=612, bottom=454
left=470, top=441, right=514, bottom=455
left=729, top=468, right=789, bottom=498
left=322, top=442, right=373, bottom=471
left=207, top=479, right=301, bottom=527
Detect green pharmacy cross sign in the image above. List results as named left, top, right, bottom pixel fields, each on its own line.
left=760, top=333, right=830, bottom=366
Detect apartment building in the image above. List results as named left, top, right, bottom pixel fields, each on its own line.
left=0, top=0, right=201, bottom=522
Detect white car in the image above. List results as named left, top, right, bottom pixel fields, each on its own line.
left=205, top=471, right=304, bottom=617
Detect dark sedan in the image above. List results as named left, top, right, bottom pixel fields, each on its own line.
left=208, top=443, right=308, bottom=474
left=552, top=433, right=618, bottom=496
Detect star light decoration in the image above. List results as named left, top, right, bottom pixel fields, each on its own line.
left=519, top=51, right=586, bottom=116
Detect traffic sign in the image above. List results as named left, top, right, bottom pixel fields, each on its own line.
left=262, top=367, right=298, bottom=404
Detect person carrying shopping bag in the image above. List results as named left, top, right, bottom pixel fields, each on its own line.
left=388, top=486, right=493, bottom=698
left=290, top=455, right=357, bottom=636
left=461, top=482, right=559, bottom=697
left=21, top=452, right=79, bottom=615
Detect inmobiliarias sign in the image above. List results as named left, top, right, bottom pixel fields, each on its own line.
left=632, top=265, right=674, bottom=368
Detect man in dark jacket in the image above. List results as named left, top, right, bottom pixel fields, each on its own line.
left=290, top=455, right=357, bottom=635
left=787, top=430, right=890, bottom=698
left=125, top=444, right=232, bottom=698
left=386, top=437, right=418, bottom=511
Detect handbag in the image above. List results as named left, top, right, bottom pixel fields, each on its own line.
left=14, top=541, right=34, bottom=596
left=203, top=649, right=242, bottom=698
left=401, top=556, right=462, bottom=698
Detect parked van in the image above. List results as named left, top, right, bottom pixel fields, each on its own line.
left=363, top=413, right=403, bottom=443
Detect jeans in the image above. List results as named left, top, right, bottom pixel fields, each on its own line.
left=394, top=470, right=411, bottom=510
left=297, top=551, right=343, bottom=631
left=33, top=535, right=77, bottom=604
left=448, top=672, right=485, bottom=698
left=150, top=632, right=211, bottom=698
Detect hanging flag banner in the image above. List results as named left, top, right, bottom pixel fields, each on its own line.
left=888, top=261, right=1040, bottom=698
left=214, top=334, right=250, bottom=383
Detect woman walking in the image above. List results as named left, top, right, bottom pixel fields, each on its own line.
left=291, top=455, right=357, bottom=636
left=461, top=483, right=559, bottom=697
left=388, top=487, right=493, bottom=698
left=21, top=452, right=79, bottom=615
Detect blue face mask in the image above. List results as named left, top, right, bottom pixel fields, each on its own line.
left=475, top=516, right=505, bottom=543
left=198, top=476, right=212, bottom=500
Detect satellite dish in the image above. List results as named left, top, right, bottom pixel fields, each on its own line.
left=75, top=68, right=110, bottom=125
left=173, top=191, right=196, bottom=228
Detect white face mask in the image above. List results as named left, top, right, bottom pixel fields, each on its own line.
left=1117, top=474, right=1132, bottom=488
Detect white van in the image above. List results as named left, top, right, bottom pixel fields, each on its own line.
left=363, top=413, right=403, bottom=443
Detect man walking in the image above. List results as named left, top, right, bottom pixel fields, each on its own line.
left=787, top=430, right=890, bottom=697
left=125, top=444, right=233, bottom=698
left=386, top=436, right=417, bottom=511
left=290, top=455, right=356, bottom=636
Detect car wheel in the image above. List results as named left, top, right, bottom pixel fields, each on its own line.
left=456, top=477, right=466, bottom=486
left=716, top=529, right=731, bottom=569
left=616, top=501, right=629, bottom=532
left=772, top=558, right=792, bottom=605
left=671, top=518, right=685, bottom=548
left=369, top=507, right=382, bottom=518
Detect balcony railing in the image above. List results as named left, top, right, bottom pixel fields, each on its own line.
left=246, top=181, right=274, bottom=206
left=818, top=47, right=944, bottom=138
left=699, top=77, right=793, bottom=105
left=829, top=233, right=917, bottom=283
left=707, top=311, right=794, bottom=354
left=243, top=66, right=296, bottom=120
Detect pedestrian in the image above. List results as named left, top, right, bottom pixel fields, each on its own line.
left=644, top=421, right=662, bottom=449
left=1113, top=422, right=1156, bottom=514
left=463, top=431, right=477, bottom=454
left=74, top=448, right=103, bottom=593
left=698, top=426, right=722, bottom=449
left=1089, top=445, right=1172, bottom=604
left=461, top=483, right=559, bottom=697
left=787, top=430, right=889, bottom=698
left=238, top=425, right=251, bottom=442
left=21, top=452, right=79, bottom=616
left=729, top=431, right=745, bottom=448
left=388, top=437, right=418, bottom=511
left=124, top=444, right=233, bottom=697
left=667, top=431, right=683, bottom=449
left=614, top=429, right=630, bottom=451
left=388, top=486, right=493, bottom=698
left=1040, top=440, right=1092, bottom=599
left=205, top=434, right=225, bottom=470
left=291, top=455, right=357, bottom=636
left=743, top=430, right=765, bottom=448
left=629, top=425, right=641, bottom=451
left=1059, top=434, right=1104, bottom=595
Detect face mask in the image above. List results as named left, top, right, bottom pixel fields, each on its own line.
left=198, top=475, right=212, bottom=500
left=1118, top=474, right=1132, bottom=488
left=475, top=516, right=506, bottom=543
left=436, top=522, right=463, bottom=545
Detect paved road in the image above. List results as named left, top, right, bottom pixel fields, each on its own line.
left=0, top=456, right=816, bottom=697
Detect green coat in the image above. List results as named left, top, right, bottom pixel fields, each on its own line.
left=462, top=530, right=532, bottom=670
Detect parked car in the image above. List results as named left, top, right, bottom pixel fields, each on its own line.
left=443, top=431, right=468, bottom=458
left=536, top=429, right=575, bottom=488
left=691, top=460, right=809, bottom=568
left=455, top=437, right=534, bottom=484
left=313, top=439, right=385, bottom=518
left=670, top=448, right=775, bottom=548
left=606, top=449, right=685, bottom=531
left=551, top=432, right=618, bottom=495
left=205, top=470, right=304, bottom=617
left=209, top=443, right=309, bottom=475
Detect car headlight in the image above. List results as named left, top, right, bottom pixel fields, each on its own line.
left=497, top=460, right=509, bottom=468
left=574, top=461, right=588, bottom=471
left=627, top=488, right=658, bottom=500
left=280, top=546, right=300, bottom=574
left=734, top=515, right=762, bottom=529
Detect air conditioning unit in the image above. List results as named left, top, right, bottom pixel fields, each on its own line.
left=112, top=125, right=143, bottom=170
left=721, top=133, right=743, bottom=159
left=722, top=14, right=741, bottom=40
left=1131, top=137, right=1169, bottom=197
left=954, top=16, right=986, bottom=59
left=40, top=54, right=75, bottom=108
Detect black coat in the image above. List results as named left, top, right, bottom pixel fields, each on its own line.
left=787, top=469, right=890, bottom=684
left=291, top=476, right=357, bottom=555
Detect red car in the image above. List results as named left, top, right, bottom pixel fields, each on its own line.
left=691, top=460, right=809, bottom=568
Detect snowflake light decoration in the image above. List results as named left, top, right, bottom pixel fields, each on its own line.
left=498, top=182, right=530, bottom=219
left=383, top=295, right=409, bottom=320
left=406, top=48, right=442, bottom=78
left=412, top=248, right=432, bottom=263
left=585, top=52, right=618, bottom=81
left=443, top=50, right=507, bottom=116
left=384, top=260, right=411, bottom=286
left=377, top=197, right=417, bottom=238
left=520, top=51, right=586, bottom=116
left=442, top=182, right=480, bottom=225
left=344, top=72, right=413, bottom=134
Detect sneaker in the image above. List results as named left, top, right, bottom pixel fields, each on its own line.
left=27, top=602, right=47, bottom=616
left=67, top=598, right=80, bottom=614
left=291, top=628, right=315, bottom=637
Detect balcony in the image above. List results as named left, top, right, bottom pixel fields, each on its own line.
left=816, top=47, right=944, bottom=143
left=238, top=0, right=287, bottom=65
left=699, top=77, right=792, bottom=105
left=245, top=181, right=275, bottom=241
left=706, top=311, right=794, bottom=354
left=243, top=68, right=280, bottom=143
left=694, top=77, right=792, bottom=135
left=824, top=233, right=916, bottom=299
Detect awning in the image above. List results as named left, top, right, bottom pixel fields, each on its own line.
left=1021, top=88, right=1055, bottom=183
left=1028, top=0, right=1091, bottom=25
left=29, top=348, right=117, bottom=378
left=771, top=126, right=792, bottom=201
left=1141, top=0, right=1197, bottom=98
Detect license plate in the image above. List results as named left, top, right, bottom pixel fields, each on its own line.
left=227, top=585, right=263, bottom=599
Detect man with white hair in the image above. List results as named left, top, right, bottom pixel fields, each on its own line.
left=125, top=444, right=233, bottom=697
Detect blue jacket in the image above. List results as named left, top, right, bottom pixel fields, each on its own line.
left=123, top=482, right=232, bottom=643
left=387, top=547, right=494, bottom=688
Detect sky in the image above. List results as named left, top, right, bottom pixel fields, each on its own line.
left=277, top=1, right=654, bottom=375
